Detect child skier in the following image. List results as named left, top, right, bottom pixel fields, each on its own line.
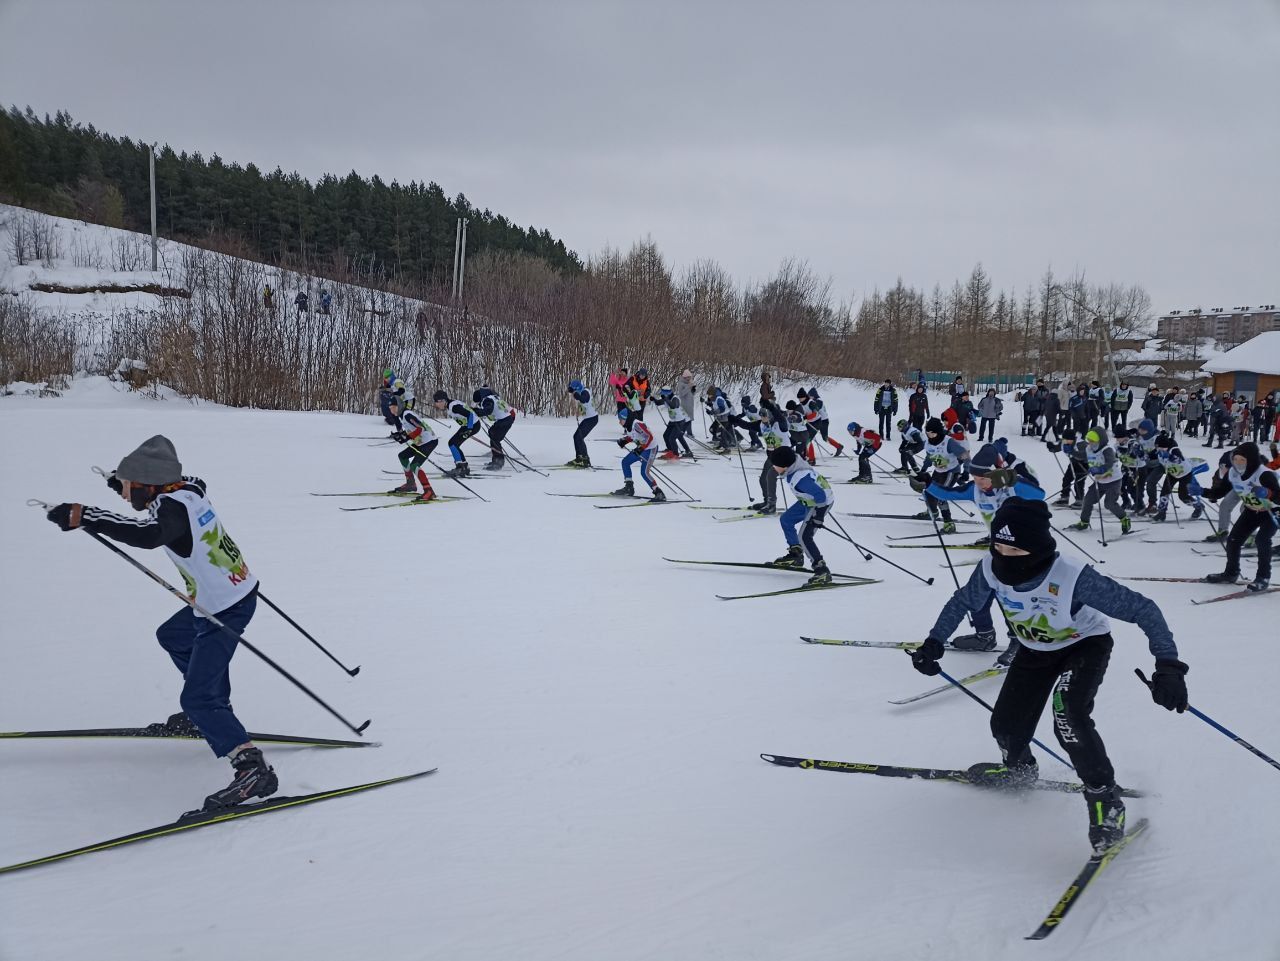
left=910, top=417, right=968, bottom=534
left=1201, top=441, right=1279, bottom=591
left=1066, top=428, right=1132, bottom=535
left=43, top=436, right=277, bottom=812
left=472, top=386, right=516, bottom=470
left=896, top=419, right=925, bottom=474
left=432, top=391, right=481, bottom=478
left=567, top=379, right=598, bottom=468
left=766, top=446, right=834, bottom=586
left=614, top=411, right=666, bottom=501
left=846, top=422, right=882, bottom=483
left=1047, top=429, right=1088, bottom=508
left=1150, top=435, right=1209, bottom=522
left=656, top=387, right=694, bottom=459
left=799, top=388, right=846, bottom=456
left=750, top=399, right=790, bottom=514
left=389, top=404, right=439, bottom=501
left=910, top=497, right=1188, bottom=853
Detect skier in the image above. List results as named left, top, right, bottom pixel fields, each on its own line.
left=766, top=446, right=834, bottom=586
left=656, top=387, right=694, bottom=459
left=706, top=387, right=739, bottom=451
left=431, top=390, right=481, bottom=478
left=910, top=497, right=1188, bottom=853
left=799, top=387, right=845, bottom=456
left=923, top=441, right=1044, bottom=660
left=785, top=403, right=811, bottom=460
left=567, top=379, right=598, bottom=468
left=873, top=379, right=899, bottom=440
left=1150, top=435, right=1209, bottom=522
left=472, top=386, right=516, bottom=471
left=750, top=398, right=790, bottom=514
left=614, top=410, right=665, bottom=501
left=909, top=417, right=968, bottom=533
left=1200, top=441, right=1279, bottom=591
left=43, top=436, right=277, bottom=811
left=388, top=403, right=439, bottom=501
left=1065, top=428, right=1132, bottom=535
left=846, top=423, right=881, bottom=483
left=1047, top=429, right=1088, bottom=508
left=379, top=369, right=411, bottom=426
left=1131, top=419, right=1162, bottom=513
left=895, top=419, right=925, bottom=474
left=739, top=395, right=764, bottom=449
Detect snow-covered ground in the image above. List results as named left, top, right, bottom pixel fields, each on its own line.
left=1, top=377, right=1276, bottom=961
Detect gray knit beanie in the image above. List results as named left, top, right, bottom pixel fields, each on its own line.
left=116, top=435, right=182, bottom=485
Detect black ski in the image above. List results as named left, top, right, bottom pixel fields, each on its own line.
left=663, top=558, right=875, bottom=581
left=716, top=581, right=878, bottom=601
left=0, top=727, right=377, bottom=748
left=800, top=636, right=1009, bottom=653
left=758, top=754, right=1144, bottom=797
left=841, top=512, right=980, bottom=524
left=1025, top=818, right=1151, bottom=940
left=0, top=769, right=436, bottom=876
left=595, top=498, right=697, bottom=509
left=1190, top=586, right=1279, bottom=605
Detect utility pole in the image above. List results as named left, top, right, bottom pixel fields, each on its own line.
left=458, top=217, right=469, bottom=301
left=149, top=144, right=158, bottom=271
left=451, top=218, right=462, bottom=299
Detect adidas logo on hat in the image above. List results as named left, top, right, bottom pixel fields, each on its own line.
left=994, top=524, right=1016, bottom=543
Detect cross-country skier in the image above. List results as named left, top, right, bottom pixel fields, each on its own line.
left=432, top=390, right=481, bottom=478
left=567, top=379, right=598, bottom=467
left=766, top=446, right=834, bottom=586
left=896, top=419, right=925, bottom=474
left=1047, top=429, right=1088, bottom=508
left=845, top=422, right=881, bottom=483
left=614, top=410, right=666, bottom=501
left=706, top=387, right=739, bottom=451
left=1201, top=441, right=1279, bottom=592
left=1149, top=435, right=1209, bottom=522
left=388, top=403, right=439, bottom=501
left=739, top=395, right=764, bottom=449
left=379, top=369, right=411, bottom=425
left=1064, top=428, right=1132, bottom=535
left=656, top=387, right=694, bottom=459
left=750, top=398, right=790, bottom=514
left=43, top=436, right=277, bottom=812
left=910, top=417, right=968, bottom=533
left=799, top=387, right=846, bottom=456
left=785, top=402, right=811, bottom=460
left=910, top=496, right=1189, bottom=854
left=472, top=386, right=516, bottom=471
left=923, top=441, right=1044, bottom=661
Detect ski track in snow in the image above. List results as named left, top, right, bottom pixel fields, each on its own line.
left=0, top=376, right=1276, bottom=961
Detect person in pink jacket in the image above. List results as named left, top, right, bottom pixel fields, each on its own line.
left=609, top=367, right=630, bottom=418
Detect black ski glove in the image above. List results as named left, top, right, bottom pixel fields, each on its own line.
left=616, top=437, right=628, bottom=447
left=46, top=503, right=82, bottom=531
left=1150, top=659, right=1189, bottom=713
left=391, top=431, right=408, bottom=444
left=909, top=637, right=945, bottom=676
left=909, top=476, right=927, bottom=493
left=104, top=471, right=123, bottom=495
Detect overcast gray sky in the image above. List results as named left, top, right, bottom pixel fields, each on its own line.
left=2, top=0, right=1277, bottom=312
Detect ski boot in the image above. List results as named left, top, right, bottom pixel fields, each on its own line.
left=966, top=760, right=1039, bottom=790
left=1052, top=496, right=1071, bottom=507
left=1120, top=516, right=1132, bottom=535
left=1083, top=783, right=1127, bottom=854
left=1066, top=520, right=1090, bottom=531
left=1203, top=530, right=1227, bottom=543
left=912, top=511, right=933, bottom=521
left=415, top=470, right=437, bottom=502
left=1203, top=570, right=1241, bottom=584
left=1246, top=577, right=1271, bottom=593
left=1152, top=508, right=1167, bottom=522
left=445, top=462, right=471, bottom=479
left=202, top=746, right=278, bottom=812
left=940, top=521, right=957, bottom=535
left=660, top=450, right=680, bottom=460
left=483, top=458, right=504, bottom=472
left=770, top=544, right=806, bottom=569
left=679, top=450, right=696, bottom=459
left=649, top=488, right=667, bottom=502
left=390, top=471, right=417, bottom=494
left=144, top=711, right=201, bottom=737
left=950, top=630, right=997, bottom=652
left=1190, top=503, right=1204, bottom=520
left=758, top=501, right=776, bottom=515
left=892, top=467, right=910, bottom=475
left=805, top=561, right=832, bottom=586
left=565, top=456, right=582, bottom=467
left=995, top=639, right=1021, bottom=667
left=614, top=479, right=636, bottom=497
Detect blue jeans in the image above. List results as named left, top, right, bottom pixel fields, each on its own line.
left=156, top=591, right=257, bottom=757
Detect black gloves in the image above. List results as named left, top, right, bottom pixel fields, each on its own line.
left=909, top=475, right=928, bottom=493
left=617, top=437, right=628, bottom=447
left=909, top=637, right=945, bottom=676
left=391, top=431, right=408, bottom=444
left=46, top=503, right=82, bottom=531
left=986, top=468, right=1016, bottom=489
left=1150, top=659, right=1189, bottom=713
left=105, top=471, right=123, bottom=495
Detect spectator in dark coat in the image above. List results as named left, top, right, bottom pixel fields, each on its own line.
left=1041, top=385, right=1062, bottom=442
left=907, top=384, right=930, bottom=428
left=873, top=379, right=899, bottom=439
left=1021, top=382, right=1043, bottom=436
left=1141, top=384, right=1164, bottom=422
left=1070, top=385, right=1094, bottom=433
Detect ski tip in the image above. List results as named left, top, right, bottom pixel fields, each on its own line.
left=760, top=753, right=777, bottom=763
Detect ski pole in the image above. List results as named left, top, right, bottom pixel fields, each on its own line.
left=649, top=460, right=695, bottom=501
left=928, top=662, right=1073, bottom=769
left=29, top=501, right=370, bottom=737
left=1052, top=524, right=1104, bottom=564
left=735, top=444, right=753, bottom=500
left=1134, top=669, right=1280, bottom=774
left=427, top=455, right=489, bottom=502
left=1087, top=477, right=1108, bottom=547
left=827, top=515, right=935, bottom=586
left=257, top=592, right=360, bottom=676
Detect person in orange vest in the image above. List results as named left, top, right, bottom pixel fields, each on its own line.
left=628, top=368, right=652, bottom=415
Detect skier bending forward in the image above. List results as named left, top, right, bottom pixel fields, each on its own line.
left=909, top=497, right=1188, bottom=853
left=44, top=435, right=277, bottom=812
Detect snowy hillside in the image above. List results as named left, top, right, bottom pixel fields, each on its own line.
left=1, top=379, right=1276, bottom=961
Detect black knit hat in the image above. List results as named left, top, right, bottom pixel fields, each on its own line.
left=969, top=443, right=1003, bottom=475
left=770, top=447, right=798, bottom=469
left=989, top=498, right=1056, bottom=559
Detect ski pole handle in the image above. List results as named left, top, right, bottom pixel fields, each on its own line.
left=1134, top=669, right=1280, bottom=773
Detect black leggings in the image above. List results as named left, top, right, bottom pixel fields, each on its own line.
left=574, top=415, right=598, bottom=458
left=398, top=439, right=438, bottom=472
left=1059, top=460, right=1087, bottom=500
left=448, top=423, right=481, bottom=461
left=664, top=420, right=692, bottom=455
left=487, top=416, right=513, bottom=456
left=1225, top=508, right=1276, bottom=580
left=758, top=460, right=778, bottom=505
left=992, top=634, right=1115, bottom=788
